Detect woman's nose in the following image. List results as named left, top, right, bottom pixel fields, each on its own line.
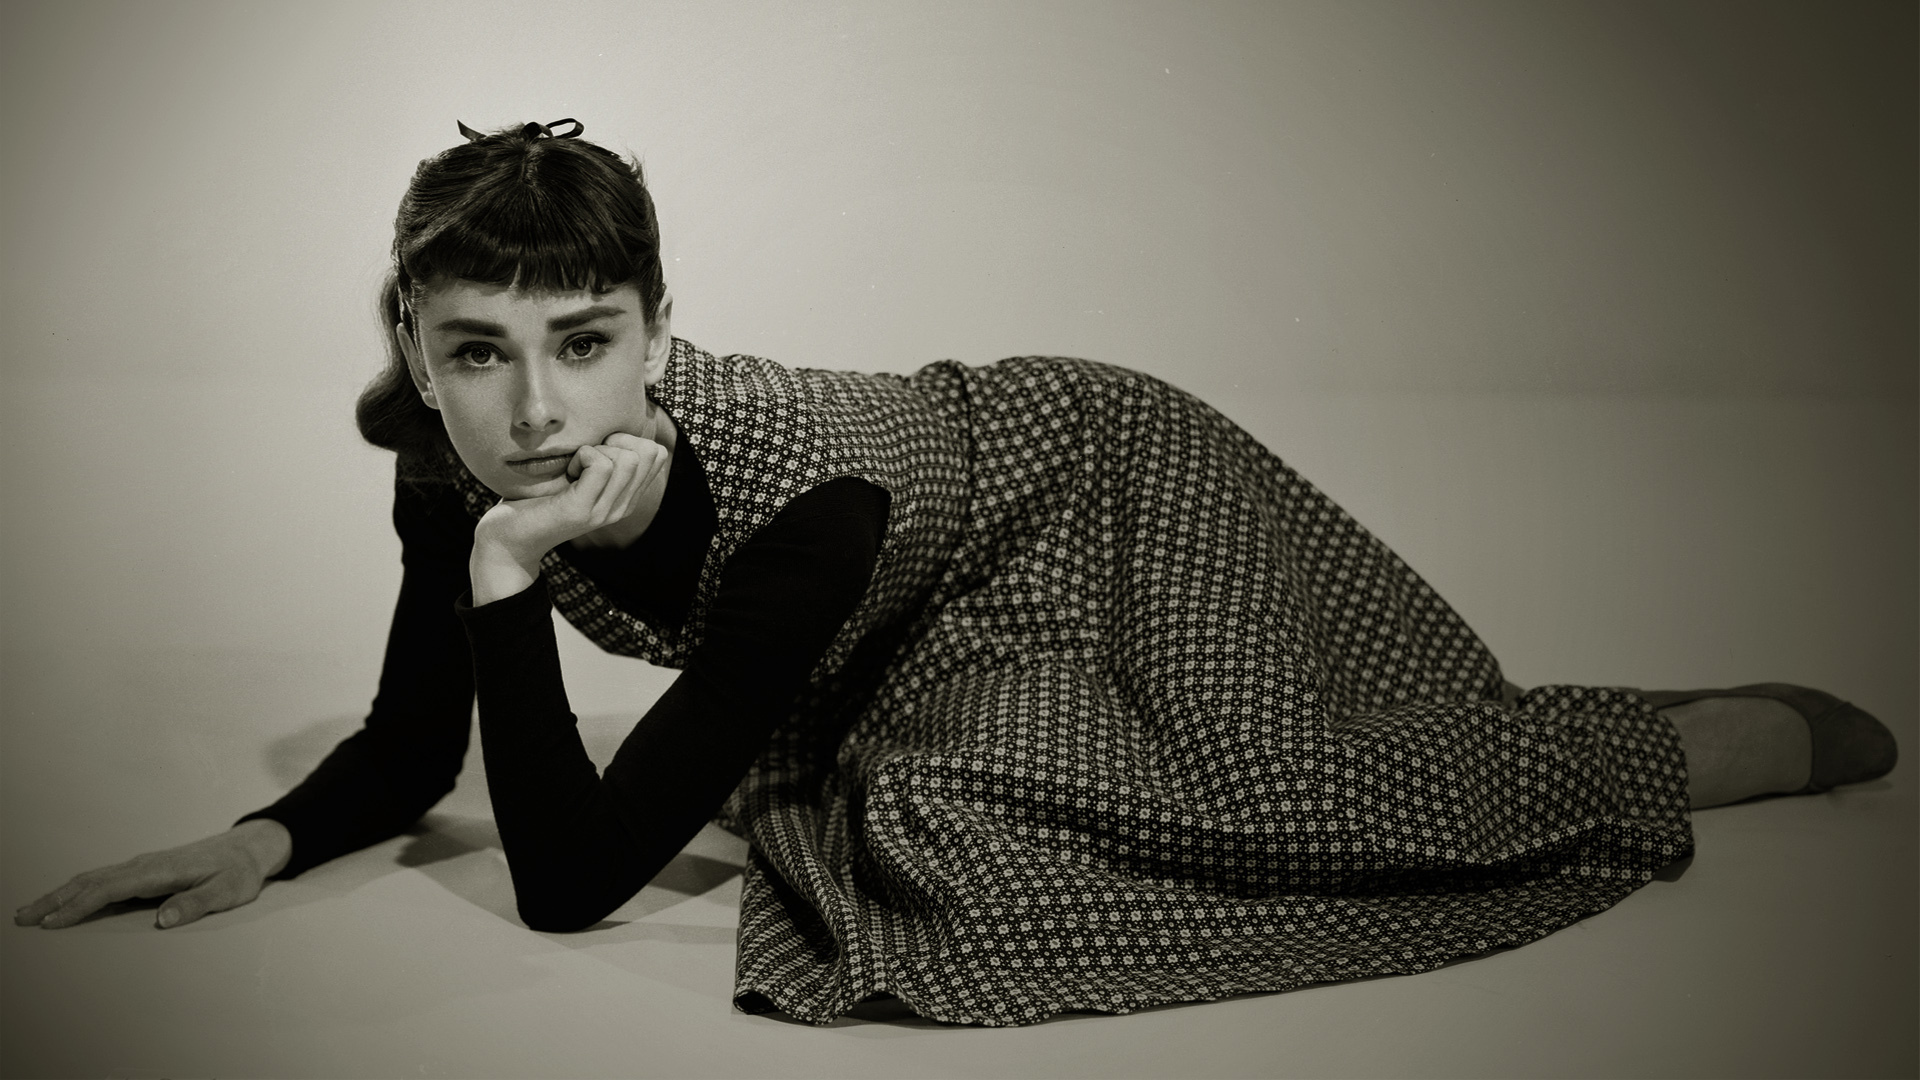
left=513, top=361, right=564, bottom=432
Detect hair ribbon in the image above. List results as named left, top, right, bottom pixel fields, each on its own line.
left=456, top=118, right=585, bottom=142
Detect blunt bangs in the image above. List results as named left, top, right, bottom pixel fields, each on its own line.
left=393, top=132, right=666, bottom=320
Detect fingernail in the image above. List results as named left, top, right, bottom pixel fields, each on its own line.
left=156, top=909, right=178, bottom=929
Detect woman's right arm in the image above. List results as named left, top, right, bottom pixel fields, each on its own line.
left=14, top=480, right=478, bottom=930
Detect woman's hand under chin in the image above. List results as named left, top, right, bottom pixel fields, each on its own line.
left=469, top=432, right=670, bottom=606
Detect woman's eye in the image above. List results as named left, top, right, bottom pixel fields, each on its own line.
left=453, top=343, right=502, bottom=367
left=563, top=335, right=607, bottom=360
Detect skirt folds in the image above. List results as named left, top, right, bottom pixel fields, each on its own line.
left=727, top=357, right=1692, bottom=1025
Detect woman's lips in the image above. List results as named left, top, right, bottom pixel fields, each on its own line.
left=505, top=451, right=574, bottom=479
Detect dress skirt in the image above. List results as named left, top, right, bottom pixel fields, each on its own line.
left=527, top=344, right=1696, bottom=1027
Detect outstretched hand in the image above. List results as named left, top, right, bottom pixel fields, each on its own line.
left=470, top=432, right=670, bottom=605
left=14, top=819, right=291, bottom=930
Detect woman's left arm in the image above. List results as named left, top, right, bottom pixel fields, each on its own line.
left=456, top=478, right=888, bottom=932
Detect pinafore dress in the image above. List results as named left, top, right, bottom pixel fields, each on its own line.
left=449, top=338, right=1693, bottom=1026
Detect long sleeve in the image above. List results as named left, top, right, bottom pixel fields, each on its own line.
left=458, top=477, right=888, bottom=932
left=234, top=480, right=479, bottom=878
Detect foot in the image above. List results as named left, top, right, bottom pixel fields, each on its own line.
left=1660, top=696, right=1812, bottom=809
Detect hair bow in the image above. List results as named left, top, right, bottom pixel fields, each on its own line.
left=456, top=118, right=585, bottom=143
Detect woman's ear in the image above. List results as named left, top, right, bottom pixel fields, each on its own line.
left=642, top=294, right=674, bottom=385
left=395, top=322, right=438, bottom=409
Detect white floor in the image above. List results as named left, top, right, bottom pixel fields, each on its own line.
left=3, top=391, right=1914, bottom=1079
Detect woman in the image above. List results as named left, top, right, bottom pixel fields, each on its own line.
left=14, top=120, right=1897, bottom=1026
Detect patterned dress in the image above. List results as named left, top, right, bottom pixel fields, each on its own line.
left=450, top=338, right=1694, bottom=1026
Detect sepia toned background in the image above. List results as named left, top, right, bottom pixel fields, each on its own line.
left=2, top=1, right=1913, bottom=1076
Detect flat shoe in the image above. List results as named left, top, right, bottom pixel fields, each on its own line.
left=1634, top=682, right=1898, bottom=794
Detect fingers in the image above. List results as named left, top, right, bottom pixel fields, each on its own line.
left=572, top=439, right=665, bottom=527
left=16, top=837, right=268, bottom=930
left=589, top=445, right=643, bottom=523
left=600, top=431, right=655, bottom=456
left=19, top=860, right=167, bottom=929
left=18, top=871, right=122, bottom=929
left=602, top=432, right=670, bottom=480
left=563, top=446, right=615, bottom=512
left=154, top=869, right=259, bottom=930
left=597, top=433, right=669, bottom=519
left=15, top=884, right=73, bottom=927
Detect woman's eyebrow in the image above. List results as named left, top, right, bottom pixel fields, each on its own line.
left=548, top=305, right=627, bottom=332
left=433, top=317, right=508, bottom=336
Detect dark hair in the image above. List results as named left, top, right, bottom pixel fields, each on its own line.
left=355, top=119, right=668, bottom=481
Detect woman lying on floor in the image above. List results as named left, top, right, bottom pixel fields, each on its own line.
left=15, top=119, right=1898, bottom=1026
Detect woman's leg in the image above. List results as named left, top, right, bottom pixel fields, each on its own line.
left=1662, top=697, right=1812, bottom=809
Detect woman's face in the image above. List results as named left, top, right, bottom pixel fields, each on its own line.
left=397, top=279, right=671, bottom=499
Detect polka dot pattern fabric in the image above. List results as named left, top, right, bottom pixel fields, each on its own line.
left=450, top=342, right=1693, bottom=1026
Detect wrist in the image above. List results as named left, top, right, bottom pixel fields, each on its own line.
left=470, top=526, right=544, bottom=606
left=229, top=818, right=292, bottom=878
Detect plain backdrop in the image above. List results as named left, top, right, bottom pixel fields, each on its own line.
left=0, top=2, right=1914, bottom=1077
left=0, top=0, right=1912, bottom=687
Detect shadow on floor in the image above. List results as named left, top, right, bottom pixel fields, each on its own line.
left=255, top=713, right=750, bottom=936
left=544, top=854, right=747, bottom=941
left=262, top=714, right=367, bottom=790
